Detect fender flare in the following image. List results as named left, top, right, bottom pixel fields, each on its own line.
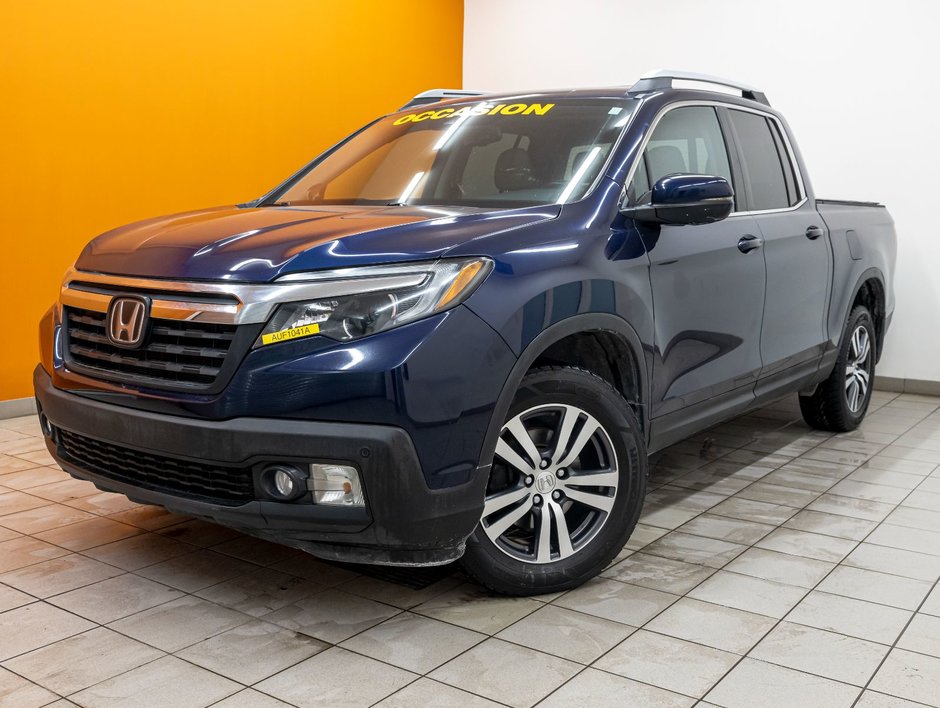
left=479, top=313, right=650, bottom=469
left=842, top=267, right=887, bottom=358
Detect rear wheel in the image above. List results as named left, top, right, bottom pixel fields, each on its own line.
left=800, top=305, right=875, bottom=432
left=461, top=366, right=646, bottom=596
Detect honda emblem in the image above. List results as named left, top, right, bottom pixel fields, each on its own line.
left=106, top=297, right=148, bottom=348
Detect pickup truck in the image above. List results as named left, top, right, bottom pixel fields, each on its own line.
left=34, top=70, right=896, bottom=595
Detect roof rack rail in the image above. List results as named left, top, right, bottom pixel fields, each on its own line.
left=629, top=69, right=770, bottom=106
left=400, top=89, right=484, bottom=110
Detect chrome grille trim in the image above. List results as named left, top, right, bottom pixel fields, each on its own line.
left=59, top=267, right=428, bottom=325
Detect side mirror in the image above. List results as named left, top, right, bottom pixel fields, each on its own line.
left=623, top=174, right=734, bottom=226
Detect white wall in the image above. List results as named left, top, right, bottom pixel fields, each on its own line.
left=464, top=0, right=940, bottom=382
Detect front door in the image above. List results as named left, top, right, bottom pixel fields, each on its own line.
left=629, top=105, right=767, bottom=419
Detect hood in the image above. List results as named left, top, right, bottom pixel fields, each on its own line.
left=75, top=204, right=560, bottom=282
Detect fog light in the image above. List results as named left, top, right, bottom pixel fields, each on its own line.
left=274, top=469, right=297, bottom=497
left=310, top=464, right=364, bottom=506
left=261, top=464, right=307, bottom=501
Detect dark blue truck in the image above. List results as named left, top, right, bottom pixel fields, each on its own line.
left=35, top=71, right=896, bottom=594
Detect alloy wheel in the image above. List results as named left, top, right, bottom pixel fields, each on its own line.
left=845, top=324, right=872, bottom=412
left=481, top=404, right=619, bottom=564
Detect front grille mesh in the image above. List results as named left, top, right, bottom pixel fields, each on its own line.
left=56, top=428, right=254, bottom=505
left=65, top=308, right=236, bottom=388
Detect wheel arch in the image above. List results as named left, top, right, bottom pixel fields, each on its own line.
left=849, top=271, right=887, bottom=362
left=480, top=313, right=650, bottom=469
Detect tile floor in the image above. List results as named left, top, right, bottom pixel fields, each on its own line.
left=1, top=390, right=940, bottom=707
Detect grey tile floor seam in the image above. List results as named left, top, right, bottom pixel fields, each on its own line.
left=4, top=392, right=940, bottom=707
left=844, top=463, right=940, bottom=704
left=723, top=435, right=940, bottom=667
left=1, top=547, right=534, bottom=705
left=588, top=505, right=859, bottom=702
left=852, top=578, right=940, bottom=707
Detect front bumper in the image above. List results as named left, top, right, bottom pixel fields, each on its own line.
left=34, top=366, right=487, bottom=565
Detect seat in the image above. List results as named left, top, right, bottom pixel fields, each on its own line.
left=494, top=147, right=537, bottom=192
left=646, top=145, right=688, bottom=183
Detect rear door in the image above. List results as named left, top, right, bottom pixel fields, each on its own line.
left=724, top=108, right=832, bottom=379
left=631, top=105, right=766, bottom=419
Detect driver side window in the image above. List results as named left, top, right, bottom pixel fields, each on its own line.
left=628, top=106, right=734, bottom=206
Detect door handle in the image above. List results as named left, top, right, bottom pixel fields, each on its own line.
left=806, top=225, right=824, bottom=240
left=737, top=235, right=763, bottom=254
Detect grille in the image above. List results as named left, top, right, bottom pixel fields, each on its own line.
left=56, top=428, right=254, bottom=505
left=65, top=307, right=237, bottom=389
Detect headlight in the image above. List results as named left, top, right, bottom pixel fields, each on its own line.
left=257, top=257, right=492, bottom=345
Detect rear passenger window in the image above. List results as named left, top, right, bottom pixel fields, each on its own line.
left=768, top=120, right=800, bottom=206
left=628, top=106, right=733, bottom=205
left=728, top=110, right=799, bottom=210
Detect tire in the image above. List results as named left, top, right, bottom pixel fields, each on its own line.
left=461, top=366, right=647, bottom=596
left=799, top=305, right=876, bottom=432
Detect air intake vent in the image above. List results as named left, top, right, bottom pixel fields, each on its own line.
left=64, top=307, right=243, bottom=390
left=56, top=427, right=254, bottom=505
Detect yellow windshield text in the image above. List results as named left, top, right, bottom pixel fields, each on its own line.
left=393, top=103, right=555, bottom=125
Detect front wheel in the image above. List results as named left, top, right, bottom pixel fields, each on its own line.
left=461, top=366, right=647, bottom=596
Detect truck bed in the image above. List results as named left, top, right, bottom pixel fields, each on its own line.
left=817, top=198, right=897, bottom=360
left=816, top=198, right=885, bottom=209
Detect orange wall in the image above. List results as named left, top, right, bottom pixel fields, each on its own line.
left=0, top=0, right=463, bottom=400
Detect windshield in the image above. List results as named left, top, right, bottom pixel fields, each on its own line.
left=272, top=98, right=637, bottom=209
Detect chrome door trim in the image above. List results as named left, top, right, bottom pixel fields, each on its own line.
left=619, top=99, right=808, bottom=216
